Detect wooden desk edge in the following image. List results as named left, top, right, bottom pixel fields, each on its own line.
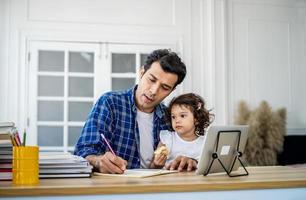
left=1, top=180, right=306, bottom=197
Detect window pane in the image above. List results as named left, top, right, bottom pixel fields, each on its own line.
left=69, top=77, right=93, bottom=97
left=38, top=101, right=64, bottom=121
left=38, top=76, right=64, bottom=97
left=112, top=78, right=135, bottom=91
left=69, top=52, right=94, bottom=73
left=38, top=126, right=63, bottom=146
left=68, top=126, right=82, bottom=147
left=112, top=53, right=136, bottom=73
left=38, top=50, right=64, bottom=71
left=140, top=54, right=149, bottom=66
left=68, top=102, right=92, bottom=121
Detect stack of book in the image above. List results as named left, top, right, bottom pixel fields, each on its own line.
left=39, top=152, right=93, bottom=178
left=0, top=122, right=19, bottom=181
left=0, top=144, right=13, bottom=181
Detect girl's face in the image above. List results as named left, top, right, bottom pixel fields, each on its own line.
left=170, top=104, right=197, bottom=140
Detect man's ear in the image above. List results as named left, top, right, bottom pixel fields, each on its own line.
left=139, top=66, right=145, bottom=78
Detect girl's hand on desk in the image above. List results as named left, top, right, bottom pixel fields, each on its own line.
left=166, top=156, right=197, bottom=172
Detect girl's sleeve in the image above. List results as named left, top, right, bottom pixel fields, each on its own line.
left=159, top=130, right=173, bottom=150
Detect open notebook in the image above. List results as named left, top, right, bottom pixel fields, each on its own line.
left=94, top=169, right=178, bottom=178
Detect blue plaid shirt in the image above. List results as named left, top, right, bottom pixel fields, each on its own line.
left=74, top=86, right=170, bottom=169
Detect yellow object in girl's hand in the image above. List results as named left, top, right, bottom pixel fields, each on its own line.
left=154, top=146, right=169, bottom=156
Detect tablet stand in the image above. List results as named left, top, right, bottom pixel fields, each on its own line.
left=204, top=130, right=249, bottom=177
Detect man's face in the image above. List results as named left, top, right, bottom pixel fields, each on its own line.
left=135, top=62, right=178, bottom=113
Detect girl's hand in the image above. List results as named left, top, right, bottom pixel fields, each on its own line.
left=151, top=153, right=167, bottom=168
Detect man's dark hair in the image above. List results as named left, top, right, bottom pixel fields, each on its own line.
left=144, top=49, right=186, bottom=87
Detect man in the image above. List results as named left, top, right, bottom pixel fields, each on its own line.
left=74, top=49, right=197, bottom=174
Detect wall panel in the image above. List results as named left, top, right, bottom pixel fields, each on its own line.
left=28, top=0, right=175, bottom=26
left=228, top=0, right=306, bottom=134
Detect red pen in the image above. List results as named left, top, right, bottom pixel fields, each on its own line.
left=100, top=133, right=116, bottom=155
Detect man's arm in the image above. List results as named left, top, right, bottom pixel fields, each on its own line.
left=74, top=95, right=127, bottom=174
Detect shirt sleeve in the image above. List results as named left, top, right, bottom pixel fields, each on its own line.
left=74, top=95, right=114, bottom=158
left=159, top=130, right=173, bottom=150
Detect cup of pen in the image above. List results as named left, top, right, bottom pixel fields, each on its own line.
left=13, top=146, right=39, bottom=185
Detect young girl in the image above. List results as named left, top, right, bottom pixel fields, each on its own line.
left=150, top=93, right=214, bottom=169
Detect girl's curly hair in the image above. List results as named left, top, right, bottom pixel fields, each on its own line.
left=166, top=93, right=214, bottom=136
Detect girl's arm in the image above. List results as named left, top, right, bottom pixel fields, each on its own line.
left=150, top=142, right=168, bottom=169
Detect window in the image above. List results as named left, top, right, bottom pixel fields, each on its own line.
left=108, top=44, right=154, bottom=90
left=28, top=41, right=173, bottom=152
left=28, top=41, right=101, bottom=152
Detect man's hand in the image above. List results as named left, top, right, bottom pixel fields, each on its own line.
left=86, top=152, right=127, bottom=174
left=165, top=156, right=197, bottom=172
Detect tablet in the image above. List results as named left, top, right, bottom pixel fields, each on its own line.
left=195, top=125, right=249, bottom=175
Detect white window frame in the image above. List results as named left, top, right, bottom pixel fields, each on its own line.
left=28, top=41, right=102, bottom=151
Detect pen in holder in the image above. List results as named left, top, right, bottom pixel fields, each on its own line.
left=13, top=146, right=39, bottom=185
left=22, top=129, right=27, bottom=146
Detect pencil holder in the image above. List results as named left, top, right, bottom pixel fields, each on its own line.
left=13, top=146, right=39, bottom=185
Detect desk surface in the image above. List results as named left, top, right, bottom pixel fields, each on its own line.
left=1, top=166, right=306, bottom=197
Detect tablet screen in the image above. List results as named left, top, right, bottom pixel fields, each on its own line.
left=195, top=125, right=249, bottom=175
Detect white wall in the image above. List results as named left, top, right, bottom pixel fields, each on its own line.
left=0, top=0, right=195, bottom=130
left=226, top=0, right=306, bottom=135
left=0, top=0, right=305, bottom=135
left=0, top=0, right=9, bottom=122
